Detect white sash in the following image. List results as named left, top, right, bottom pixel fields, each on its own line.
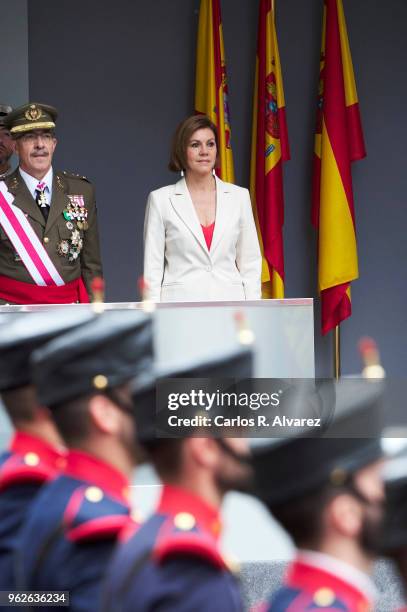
left=0, top=181, right=64, bottom=286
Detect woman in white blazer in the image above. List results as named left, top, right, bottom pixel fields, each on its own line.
left=143, top=115, right=262, bottom=303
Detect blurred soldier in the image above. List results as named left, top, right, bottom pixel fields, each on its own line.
left=0, top=104, right=14, bottom=180
left=16, top=310, right=153, bottom=611
left=102, top=348, right=254, bottom=612
left=0, top=102, right=102, bottom=305
left=251, top=379, right=386, bottom=612
left=377, top=451, right=407, bottom=609
left=0, top=310, right=93, bottom=589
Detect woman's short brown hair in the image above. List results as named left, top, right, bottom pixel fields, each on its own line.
left=168, top=114, right=219, bottom=173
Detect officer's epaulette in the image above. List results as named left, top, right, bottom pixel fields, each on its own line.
left=63, top=485, right=134, bottom=543
left=0, top=452, right=56, bottom=491
left=152, top=514, right=230, bottom=572
left=61, top=170, right=91, bottom=183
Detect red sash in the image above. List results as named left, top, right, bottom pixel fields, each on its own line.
left=0, top=275, right=90, bottom=304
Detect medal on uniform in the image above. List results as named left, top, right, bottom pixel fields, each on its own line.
left=58, top=195, right=88, bottom=261
left=57, top=240, right=70, bottom=256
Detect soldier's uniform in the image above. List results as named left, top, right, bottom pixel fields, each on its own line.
left=256, top=554, right=375, bottom=612
left=15, top=310, right=154, bottom=612
left=0, top=310, right=93, bottom=590
left=103, top=484, right=242, bottom=612
left=0, top=103, right=102, bottom=304
left=0, top=432, right=65, bottom=591
left=251, top=379, right=385, bottom=612
left=102, top=348, right=253, bottom=612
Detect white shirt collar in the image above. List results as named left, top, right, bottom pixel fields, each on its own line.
left=19, top=166, right=53, bottom=202
left=297, top=549, right=378, bottom=603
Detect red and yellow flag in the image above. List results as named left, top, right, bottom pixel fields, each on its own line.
left=250, top=0, right=290, bottom=299
left=195, top=0, right=234, bottom=183
left=312, top=0, right=366, bottom=335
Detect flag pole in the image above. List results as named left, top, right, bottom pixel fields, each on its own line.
left=333, top=324, right=341, bottom=380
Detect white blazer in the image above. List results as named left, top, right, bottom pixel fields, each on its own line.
left=143, top=176, right=262, bottom=302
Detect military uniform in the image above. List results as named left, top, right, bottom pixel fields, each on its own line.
left=250, top=379, right=385, bottom=612
left=102, top=484, right=242, bottom=612
left=16, top=450, right=137, bottom=612
left=15, top=310, right=155, bottom=612
left=0, top=103, right=102, bottom=304
left=103, top=347, right=253, bottom=612
left=0, top=168, right=102, bottom=303
left=0, top=310, right=94, bottom=591
left=257, top=554, right=375, bottom=612
left=0, top=431, right=65, bottom=591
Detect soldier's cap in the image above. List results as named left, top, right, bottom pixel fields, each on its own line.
left=0, top=310, right=95, bottom=392
left=4, top=102, right=57, bottom=136
left=251, top=378, right=385, bottom=508
left=32, top=310, right=153, bottom=408
left=0, top=104, right=13, bottom=128
left=377, top=445, right=407, bottom=553
left=131, top=346, right=253, bottom=444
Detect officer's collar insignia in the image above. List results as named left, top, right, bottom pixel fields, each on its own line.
left=25, top=104, right=43, bottom=121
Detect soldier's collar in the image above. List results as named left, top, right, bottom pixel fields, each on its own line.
left=158, top=484, right=222, bottom=540
left=64, top=449, right=131, bottom=505
left=294, top=550, right=377, bottom=604
left=9, top=431, right=66, bottom=471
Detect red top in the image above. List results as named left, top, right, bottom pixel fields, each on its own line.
left=201, top=222, right=215, bottom=251
left=64, top=449, right=130, bottom=504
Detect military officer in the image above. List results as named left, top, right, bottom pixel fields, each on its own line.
left=0, top=310, right=93, bottom=590
left=251, top=379, right=386, bottom=612
left=15, top=310, right=154, bottom=612
left=0, top=104, right=14, bottom=180
left=0, top=102, right=102, bottom=304
left=102, top=347, right=254, bottom=612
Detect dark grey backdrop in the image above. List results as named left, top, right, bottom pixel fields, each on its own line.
left=27, top=0, right=407, bottom=376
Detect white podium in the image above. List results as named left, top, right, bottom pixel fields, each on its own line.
left=0, top=298, right=314, bottom=378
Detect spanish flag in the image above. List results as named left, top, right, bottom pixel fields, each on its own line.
left=250, top=0, right=290, bottom=299
left=195, top=0, right=235, bottom=183
left=312, top=0, right=366, bottom=335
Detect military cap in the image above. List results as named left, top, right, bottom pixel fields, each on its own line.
left=132, top=346, right=253, bottom=444
left=251, top=378, right=385, bottom=507
left=378, top=451, right=407, bottom=552
left=32, top=310, right=154, bottom=407
left=4, top=102, right=57, bottom=135
left=0, top=310, right=95, bottom=392
left=0, top=104, right=12, bottom=127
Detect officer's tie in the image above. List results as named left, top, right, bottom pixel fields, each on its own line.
left=35, top=181, right=49, bottom=222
